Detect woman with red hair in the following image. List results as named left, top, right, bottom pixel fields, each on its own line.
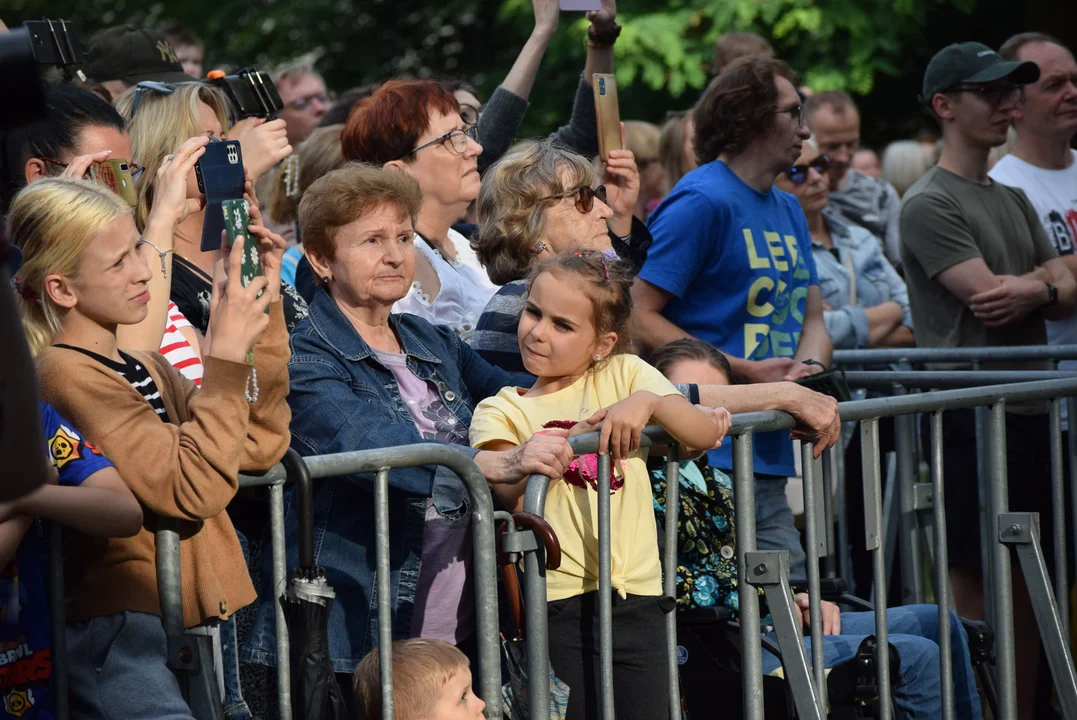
left=340, top=80, right=493, bottom=341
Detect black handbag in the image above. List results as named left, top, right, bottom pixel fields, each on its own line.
left=794, top=360, right=852, bottom=402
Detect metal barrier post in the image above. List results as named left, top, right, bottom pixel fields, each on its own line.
left=929, top=410, right=955, bottom=720
left=1070, top=397, right=1077, bottom=623
left=861, top=418, right=892, bottom=720
left=522, top=474, right=552, bottom=720
left=822, top=446, right=837, bottom=578
left=1049, top=396, right=1069, bottom=637
left=835, top=431, right=853, bottom=584
left=745, top=551, right=823, bottom=720
left=268, top=460, right=294, bottom=720
left=733, top=433, right=764, bottom=720
left=986, top=401, right=1017, bottom=720
left=800, top=444, right=826, bottom=716
left=47, top=522, right=69, bottom=720
left=662, top=448, right=683, bottom=720
left=894, top=392, right=925, bottom=605
left=999, top=512, right=1077, bottom=718
left=596, top=452, right=615, bottom=720
left=374, top=468, right=394, bottom=720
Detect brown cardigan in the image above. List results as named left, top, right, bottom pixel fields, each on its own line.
left=36, top=300, right=291, bottom=628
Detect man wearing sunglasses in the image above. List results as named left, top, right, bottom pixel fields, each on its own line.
left=273, top=64, right=330, bottom=147
left=901, top=41, right=1077, bottom=719
left=634, top=56, right=832, bottom=580
left=805, top=91, right=904, bottom=268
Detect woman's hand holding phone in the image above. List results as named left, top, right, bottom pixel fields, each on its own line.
left=245, top=197, right=286, bottom=304
left=205, top=235, right=272, bottom=365
left=603, top=124, right=638, bottom=236
left=149, top=137, right=211, bottom=228
left=237, top=118, right=293, bottom=182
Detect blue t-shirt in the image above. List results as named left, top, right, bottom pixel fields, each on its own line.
left=0, top=403, right=113, bottom=719
left=642, top=161, right=818, bottom=477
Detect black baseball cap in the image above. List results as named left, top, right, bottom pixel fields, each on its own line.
left=84, top=26, right=199, bottom=85
left=921, top=42, right=1040, bottom=103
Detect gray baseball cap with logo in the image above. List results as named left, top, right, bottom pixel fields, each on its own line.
left=921, top=41, right=1040, bottom=103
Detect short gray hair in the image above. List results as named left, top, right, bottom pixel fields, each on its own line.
left=474, top=138, right=596, bottom=285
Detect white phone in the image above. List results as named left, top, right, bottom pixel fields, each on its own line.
left=559, top=0, right=601, bottom=11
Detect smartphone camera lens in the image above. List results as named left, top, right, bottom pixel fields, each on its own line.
left=119, top=163, right=129, bottom=171
left=598, top=77, right=606, bottom=95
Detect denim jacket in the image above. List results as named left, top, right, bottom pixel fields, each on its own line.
left=813, top=209, right=913, bottom=350
left=242, top=289, right=527, bottom=672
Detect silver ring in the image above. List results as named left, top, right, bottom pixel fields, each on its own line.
left=166, top=155, right=175, bottom=162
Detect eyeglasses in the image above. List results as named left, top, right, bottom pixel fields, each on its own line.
left=774, top=103, right=805, bottom=127
left=947, top=83, right=1024, bottom=108
left=285, top=92, right=330, bottom=112
left=130, top=81, right=176, bottom=118
left=41, top=156, right=145, bottom=185
left=459, top=103, right=482, bottom=126
left=784, top=155, right=831, bottom=185
left=542, top=185, right=608, bottom=213
left=406, top=124, right=480, bottom=157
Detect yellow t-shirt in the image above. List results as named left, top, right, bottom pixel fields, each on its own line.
left=469, top=354, right=681, bottom=602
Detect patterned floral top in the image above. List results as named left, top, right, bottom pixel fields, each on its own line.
left=651, top=458, right=767, bottom=620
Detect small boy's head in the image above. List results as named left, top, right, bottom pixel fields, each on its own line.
left=647, top=338, right=734, bottom=387
left=353, top=639, right=485, bottom=720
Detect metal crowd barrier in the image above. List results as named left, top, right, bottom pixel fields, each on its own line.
left=512, top=375, right=1077, bottom=720
left=48, top=444, right=502, bottom=720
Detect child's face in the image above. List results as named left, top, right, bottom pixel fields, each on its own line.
left=518, top=270, right=617, bottom=379
left=664, top=358, right=730, bottom=387
left=430, top=668, right=485, bottom=720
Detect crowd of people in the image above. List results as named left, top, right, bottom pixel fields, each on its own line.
left=1, top=3, right=1076, bottom=717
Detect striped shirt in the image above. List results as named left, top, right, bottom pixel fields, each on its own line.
left=160, top=301, right=204, bottom=386
left=54, top=345, right=169, bottom=422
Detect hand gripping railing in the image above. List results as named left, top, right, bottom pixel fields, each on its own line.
left=514, top=376, right=1077, bottom=720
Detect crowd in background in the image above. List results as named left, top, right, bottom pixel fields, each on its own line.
left=1, top=3, right=1077, bottom=718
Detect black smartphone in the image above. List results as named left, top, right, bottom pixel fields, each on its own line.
left=196, top=139, right=246, bottom=252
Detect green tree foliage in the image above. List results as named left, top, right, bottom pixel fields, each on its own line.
left=2, top=0, right=998, bottom=144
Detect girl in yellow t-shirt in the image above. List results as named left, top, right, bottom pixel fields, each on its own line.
left=469, top=251, right=723, bottom=719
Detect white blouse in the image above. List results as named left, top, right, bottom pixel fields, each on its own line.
left=393, top=228, right=498, bottom=342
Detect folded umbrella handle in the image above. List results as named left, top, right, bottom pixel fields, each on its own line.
left=512, top=511, right=561, bottom=570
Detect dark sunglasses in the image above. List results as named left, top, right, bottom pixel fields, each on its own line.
left=130, top=81, right=177, bottom=118
left=785, top=155, right=831, bottom=185
left=542, top=185, right=608, bottom=213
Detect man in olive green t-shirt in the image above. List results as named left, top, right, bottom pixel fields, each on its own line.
left=899, top=41, right=1076, bottom=717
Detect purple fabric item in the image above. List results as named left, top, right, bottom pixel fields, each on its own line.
left=374, top=350, right=473, bottom=643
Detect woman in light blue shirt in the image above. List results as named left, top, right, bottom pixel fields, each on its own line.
left=775, top=139, right=914, bottom=350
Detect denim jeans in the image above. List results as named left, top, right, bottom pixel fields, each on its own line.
left=753, top=475, right=807, bottom=580
left=762, top=605, right=982, bottom=720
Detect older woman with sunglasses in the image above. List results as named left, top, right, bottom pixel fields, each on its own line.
left=774, top=138, right=914, bottom=350
left=340, top=79, right=493, bottom=341
left=470, top=137, right=647, bottom=372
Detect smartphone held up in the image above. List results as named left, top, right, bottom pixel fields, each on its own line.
left=592, top=73, right=623, bottom=162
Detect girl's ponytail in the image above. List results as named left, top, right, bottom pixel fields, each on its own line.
left=7, top=178, right=130, bottom=355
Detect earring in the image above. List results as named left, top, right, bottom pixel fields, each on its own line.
left=593, top=354, right=601, bottom=361
left=322, top=276, right=330, bottom=284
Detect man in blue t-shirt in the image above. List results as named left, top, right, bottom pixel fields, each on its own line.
left=633, top=56, right=832, bottom=578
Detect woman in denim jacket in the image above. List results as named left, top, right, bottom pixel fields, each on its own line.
left=775, top=139, right=915, bottom=351
left=242, top=164, right=574, bottom=701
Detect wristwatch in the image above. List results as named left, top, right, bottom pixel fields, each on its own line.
left=1046, top=282, right=1059, bottom=307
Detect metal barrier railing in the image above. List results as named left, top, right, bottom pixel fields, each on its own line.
left=833, top=343, right=1077, bottom=366
left=513, top=376, right=1077, bottom=720
left=48, top=444, right=502, bottom=720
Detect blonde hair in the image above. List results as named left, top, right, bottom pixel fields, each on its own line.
left=622, top=120, right=661, bottom=165
left=8, top=178, right=130, bottom=355
left=659, top=113, right=696, bottom=194
left=114, top=82, right=231, bottom=231
left=267, top=124, right=345, bottom=226
left=474, top=139, right=596, bottom=286
left=353, top=639, right=469, bottom=720
left=880, top=140, right=933, bottom=198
